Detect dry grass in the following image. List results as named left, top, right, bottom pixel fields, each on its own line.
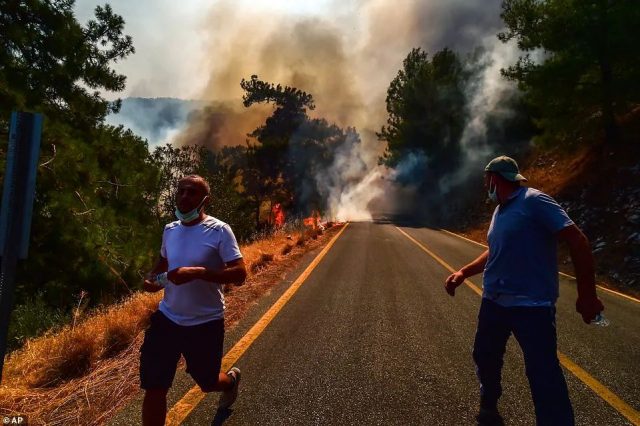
left=280, top=243, right=294, bottom=256
left=0, top=225, right=342, bottom=425
left=2, top=292, right=160, bottom=390
left=249, top=252, right=275, bottom=274
left=0, top=335, right=143, bottom=425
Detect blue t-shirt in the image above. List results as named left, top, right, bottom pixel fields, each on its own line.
left=483, top=187, right=574, bottom=306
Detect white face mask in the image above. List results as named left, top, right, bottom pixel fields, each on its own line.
left=487, top=179, right=499, bottom=203
left=175, top=196, right=207, bottom=223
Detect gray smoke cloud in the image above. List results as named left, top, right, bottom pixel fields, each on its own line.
left=97, top=0, right=524, bottom=221
left=182, top=0, right=513, bottom=221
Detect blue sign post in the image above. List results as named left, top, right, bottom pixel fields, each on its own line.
left=0, top=112, right=43, bottom=382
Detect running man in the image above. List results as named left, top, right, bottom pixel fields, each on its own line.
left=140, top=174, right=247, bottom=426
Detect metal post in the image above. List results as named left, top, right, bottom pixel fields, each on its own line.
left=0, top=112, right=43, bottom=382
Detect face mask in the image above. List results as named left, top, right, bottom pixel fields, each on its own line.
left=175, top=196, right=207, bottom=223
left=487, top=179, right=499, bottom=204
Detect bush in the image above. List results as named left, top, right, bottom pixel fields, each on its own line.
left=7, top=292, right=69, bottom=352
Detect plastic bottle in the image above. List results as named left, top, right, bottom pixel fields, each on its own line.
left=591, top=313, right=610, bottom=327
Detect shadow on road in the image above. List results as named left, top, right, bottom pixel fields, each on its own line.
left=210, top=407, right=233, bottom=426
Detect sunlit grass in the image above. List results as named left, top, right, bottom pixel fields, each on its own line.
left=0, top=223, right=340, bottom=424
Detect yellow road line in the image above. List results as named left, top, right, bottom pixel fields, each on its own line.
left=558, top=353, right=640, bottom=425
left=439, top=228, right=640, bottom=304
left=166, top=223, right=350, bottom=425
left=397, top=228, right=481, bottom=297
left=398, top=226, right=640, bottom=426
left=439, top=228, right=488, bottom=248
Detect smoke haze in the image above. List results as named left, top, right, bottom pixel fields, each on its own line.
left=84, top=0, right=525, bottom=221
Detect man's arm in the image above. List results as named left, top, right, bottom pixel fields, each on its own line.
left=557, top=224, right=604, bottom=323
left=167, top=258, right=248, bottom=286
left=203, top=258, right=247, bottom=285
left=143, top=256, right=168, bottom=292
left=444, top=249, right=489, bottom=296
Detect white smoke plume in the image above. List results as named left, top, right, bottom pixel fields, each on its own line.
left=315, top=130, right=387, bottom=221
left=438, top=37, right=522, bottom=194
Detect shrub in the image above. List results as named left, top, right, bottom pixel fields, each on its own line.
left=7, top=292, right=69, bottom=352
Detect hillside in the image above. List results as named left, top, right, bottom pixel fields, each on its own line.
left=105, top=97, right=201, bottom=147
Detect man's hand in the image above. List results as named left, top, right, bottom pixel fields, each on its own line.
left=167, top=266, right=206, bottom=285
left=444, top=250, right=487, bottom=297
left=576, top=296, right=604, bottom=324
left=143, top=277, right=163, bottom=293
left=143, top=256, right=169, bottom=292
left=445, top=271, right=465, bottom=297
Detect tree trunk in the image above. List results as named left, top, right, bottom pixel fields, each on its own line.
left=255, top=199, right=261, bottom=230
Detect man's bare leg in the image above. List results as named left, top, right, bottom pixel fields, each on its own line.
left=142, top=372, right=234, bottom=425
left=142, top=388, right=169, bottom=426
left=201, top=372, right=234, bottom=392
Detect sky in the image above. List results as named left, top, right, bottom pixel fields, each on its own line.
left=73, top=0, right=339, bottom=100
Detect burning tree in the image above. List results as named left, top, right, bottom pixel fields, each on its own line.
left=239, top=75, right=362, bottom=223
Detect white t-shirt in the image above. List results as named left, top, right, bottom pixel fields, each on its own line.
left=158, top=215, right=243, bottom=326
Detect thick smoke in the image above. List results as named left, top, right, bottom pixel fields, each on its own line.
left=313, top=129, right=384, bottom=221
left=129, top=0, right=521, bottom=221
left=173, top=102, right=272, bottom=149
left=438, top=37, right=522, bottom=195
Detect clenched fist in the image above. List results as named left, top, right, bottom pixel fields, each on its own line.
left=576, top=296, right=604, bottom=324
left=444, top=271, right=465, bottom=297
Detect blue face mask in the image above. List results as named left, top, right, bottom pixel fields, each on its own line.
left=487, top=179, right=499, bottom=204
left=175, top=196, right=207, bottom=223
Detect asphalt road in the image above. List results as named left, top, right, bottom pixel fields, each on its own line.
left=110, top=222, right=640, bottom=425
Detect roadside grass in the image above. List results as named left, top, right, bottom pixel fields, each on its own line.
left=0, top=224, right=341, bottom=424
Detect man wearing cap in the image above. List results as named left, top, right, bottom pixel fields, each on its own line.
left=444, top=156, right=604, bottom=426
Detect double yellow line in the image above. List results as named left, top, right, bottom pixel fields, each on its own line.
left=396, top=226, right=640, bottom=426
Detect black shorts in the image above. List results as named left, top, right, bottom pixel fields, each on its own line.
left=140, top=310, right=224, bottom=391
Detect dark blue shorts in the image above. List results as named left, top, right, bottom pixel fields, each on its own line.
left=140, top=310, right=224, bottom=391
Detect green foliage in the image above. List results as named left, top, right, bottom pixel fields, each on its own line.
left=150, top=143, right=256, bottom=241
left=0, top=0, right=155, bottom=312
left=288, top=120, right=362, bottom=214
left=7, top=291, right=68, bottom=352
left=18, top=121, right=159, bottom=307
left=0, top=0, right=134, bottom=127
left=377, top=48, right=468, bottom=177
left=241, top=75, right=315, bottom=112
left=239, top=75, right=317, bottom=216
left=499, top=0, right=640, bottom=146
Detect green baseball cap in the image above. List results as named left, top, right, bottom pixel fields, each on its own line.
left=484, top=155, right=527, bottom=182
